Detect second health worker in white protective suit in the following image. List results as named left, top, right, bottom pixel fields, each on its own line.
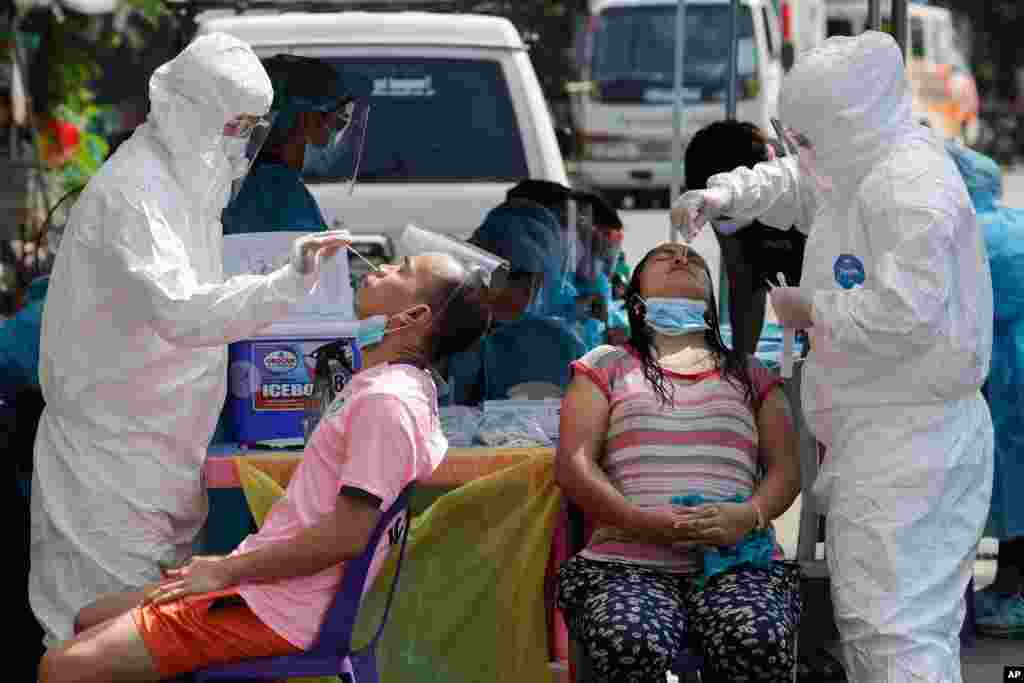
left=30, top=33, right=347, bottom=644
left=673, top=32, right=993, bottom=683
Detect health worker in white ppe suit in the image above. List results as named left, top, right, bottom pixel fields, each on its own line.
left=672, top=31, right=993, bottom=683
left=29, top=33, right=349, bottom=645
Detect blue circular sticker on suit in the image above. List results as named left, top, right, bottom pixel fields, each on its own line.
left=833, top=254, right=866, bottom=290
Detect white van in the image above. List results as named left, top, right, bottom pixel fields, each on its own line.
left=570, top=0, right=783, bottom=203
left=197, top=11, right=569, bottom=239
left=825, top=0, right=979, bottom=144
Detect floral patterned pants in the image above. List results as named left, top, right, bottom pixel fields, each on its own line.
left=556, top=555, right=801, bottom=683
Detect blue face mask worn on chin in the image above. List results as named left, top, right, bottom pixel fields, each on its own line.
left=356, top=315, right=388, bottom=350
left=355, top=309, right=420, bottom=351
left=642, top=297, right=709, bottom=336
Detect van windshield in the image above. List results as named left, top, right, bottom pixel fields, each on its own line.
left=304, top=58, right=528, bottom=183
left=591, top=4, right=757, bottom=104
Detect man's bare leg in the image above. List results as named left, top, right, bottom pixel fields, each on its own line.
left=39, top=610, right=160, bottom=683
left=74, top=589, right=152, bottom=635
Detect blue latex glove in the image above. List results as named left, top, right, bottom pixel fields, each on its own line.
left=671, top=493, right=776, bottom=587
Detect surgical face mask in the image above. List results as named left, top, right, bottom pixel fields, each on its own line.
left=223, top=114, right=273, bottom=201
left=302, top=101, right=368, bottom=194
left=302, top=142, right=334, bottom=176
left=642, top=297, right=709, bottom=336
left=221, top=136, right=250, bottom=178
left=355, top=310, right=415, bottom=350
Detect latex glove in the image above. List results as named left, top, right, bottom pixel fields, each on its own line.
left=290, top=230, right=352, bottom=275
left=670, top=186, right=733, bottom=241
left=770, top=286, right=814, bottom=329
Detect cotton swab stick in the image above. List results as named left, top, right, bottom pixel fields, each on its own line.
left=776, top=272, right=795, bottom=379
left=346, top=243, right=381, bottom=272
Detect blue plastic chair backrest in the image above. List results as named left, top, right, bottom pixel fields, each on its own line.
left=309, top=481, right=417, bottom=657
left=481, top=317, right=586, bottom=400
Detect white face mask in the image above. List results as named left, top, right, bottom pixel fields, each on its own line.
left=221, top=136, right=251, bottom=179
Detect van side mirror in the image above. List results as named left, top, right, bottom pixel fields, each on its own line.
left=556, top=126, right=577, bottom=159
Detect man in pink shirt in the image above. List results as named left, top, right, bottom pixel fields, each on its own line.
left=38, top=252, right=491, bottom=683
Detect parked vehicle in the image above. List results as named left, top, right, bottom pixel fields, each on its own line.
left=197, top=8, right=569, bottom=240
left=773, top=0, right=827, bottom=70
left=569, top=0, right=784, bottom=204
left=825, top=0, right=980, bottom=145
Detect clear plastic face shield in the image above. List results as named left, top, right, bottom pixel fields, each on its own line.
left=568, top=199, right=599, bottom=283
left=301, top=99, right=371, bottom=196
left=223, top=112, right=275, bottom=203
left=398, top=224, right=510, bottom=288
left=770, top=117, right=834, bottom=198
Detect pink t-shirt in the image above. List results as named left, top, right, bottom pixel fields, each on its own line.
left=234, top=363, right=448, bottom=649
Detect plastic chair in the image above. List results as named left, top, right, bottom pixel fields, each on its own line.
left=191, top=482, right=417, bottom=683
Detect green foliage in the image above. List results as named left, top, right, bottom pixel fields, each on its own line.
left=30, top=0, right=170, bottom=192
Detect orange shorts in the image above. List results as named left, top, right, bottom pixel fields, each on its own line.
left=132, top=590, right=301, bottom=679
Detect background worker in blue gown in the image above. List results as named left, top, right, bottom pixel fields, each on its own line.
left=222, top=54, right=370, bottom=236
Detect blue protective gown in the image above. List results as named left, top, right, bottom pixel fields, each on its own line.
left=445, top=314, right=586, bottom=406
left=948, top=141, right=1024, bottom=540
left=0, top=276, right=48, bottom=389
left=222, top=162, right=327, bottom=234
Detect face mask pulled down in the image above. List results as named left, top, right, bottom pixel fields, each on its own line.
left=643, top=297, right=709, bottom=336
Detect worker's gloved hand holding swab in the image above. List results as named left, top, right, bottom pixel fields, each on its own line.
left=670, top=186, right=734, bottom=256
left=290, top=230, right=353, bottom=275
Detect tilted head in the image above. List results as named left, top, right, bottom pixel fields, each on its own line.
left=355, top=252, right=491, bottom=364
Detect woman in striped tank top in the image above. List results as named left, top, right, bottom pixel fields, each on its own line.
left=555, top=242, right=803, bottom=683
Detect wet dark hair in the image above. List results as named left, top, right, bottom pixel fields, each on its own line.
left=426, top=270, right=491, bottom=363
left=685, top=120, right=771, bottom=191
left=624, top=248, right=756, bottom=408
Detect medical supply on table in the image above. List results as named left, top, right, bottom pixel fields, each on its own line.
left=439, top=405, right=483, bottom=448
left=399, top=224, right=510, bottom=288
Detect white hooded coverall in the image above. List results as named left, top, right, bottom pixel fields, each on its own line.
left=704, top=32, right=994, bottom=682
left=29, top=34, right=315, bottom=643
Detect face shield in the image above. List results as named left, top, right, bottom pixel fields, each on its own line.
left=770, top=117, right=834, bottom=200
left=301, top=99, right=371, bottom=195
left=224, top=112, right=275, bottom=203
left=569, top=198, right=599, bottom=284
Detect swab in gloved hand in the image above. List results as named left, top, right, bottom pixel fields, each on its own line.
left=290, top=230, right=352, bottom=275
left=670, top=186, right=733, bottom=250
